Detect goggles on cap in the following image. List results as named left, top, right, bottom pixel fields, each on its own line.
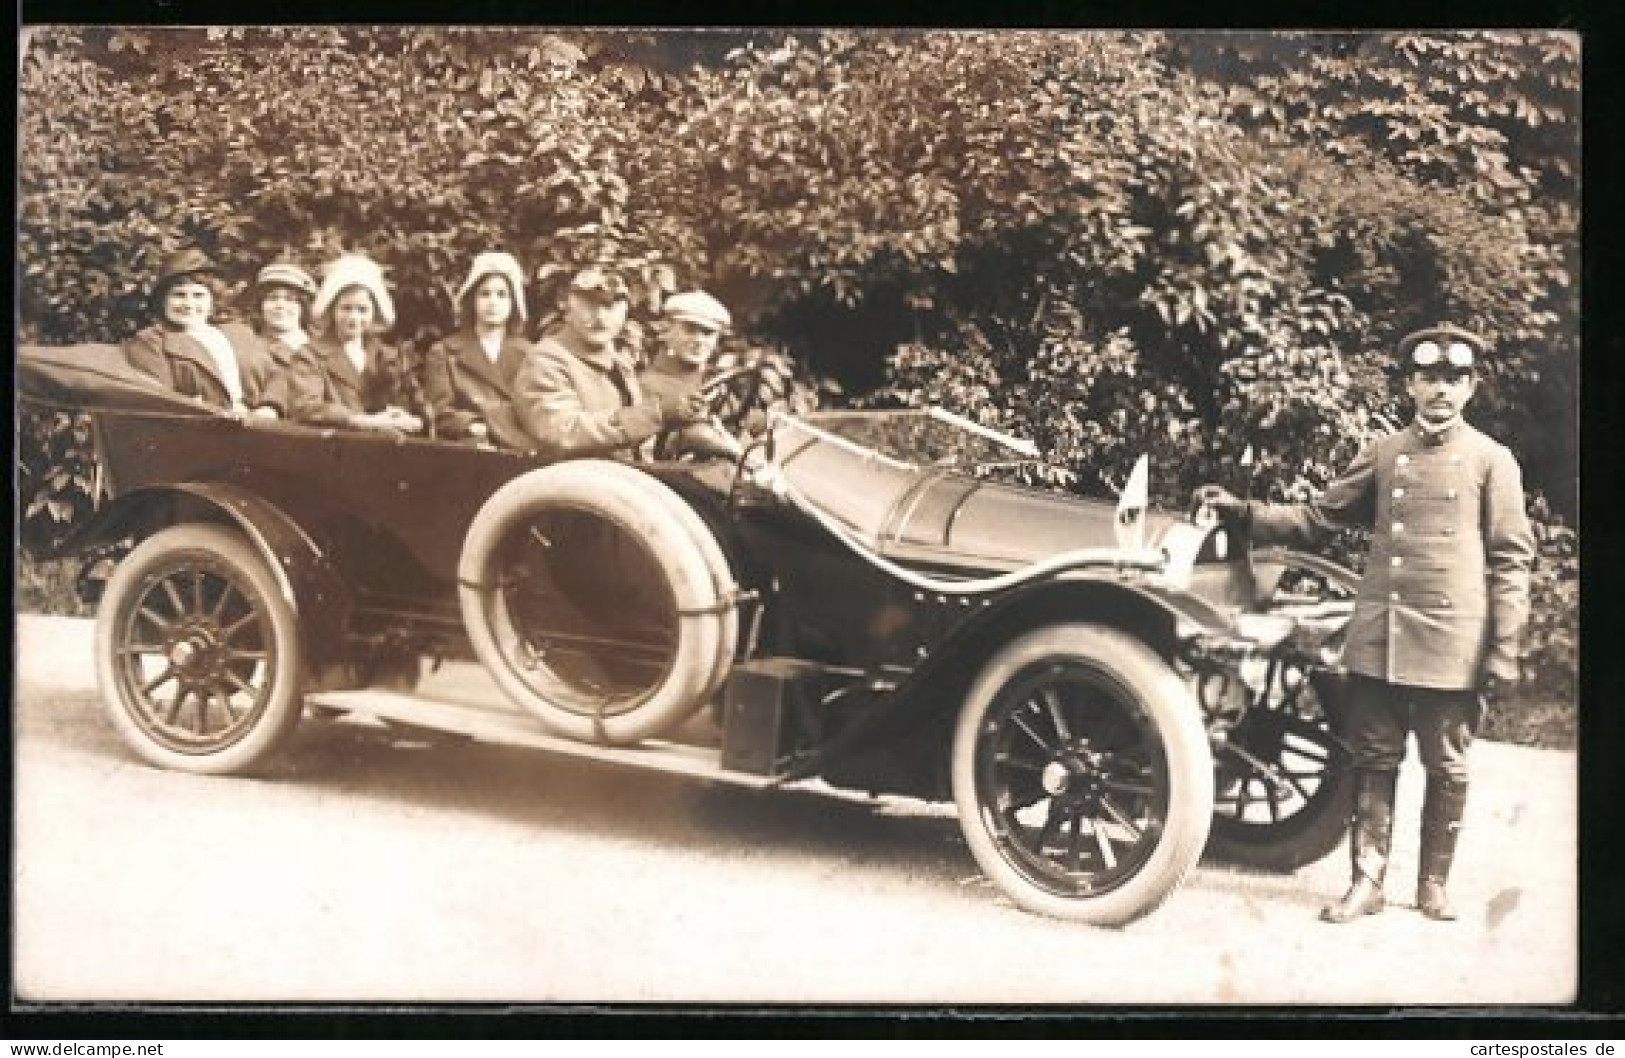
left=1410, top=340, right=1475, bottom=370
left=571, top=268, right=628, bottom=298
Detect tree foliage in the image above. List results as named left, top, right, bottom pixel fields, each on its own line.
left=17, top=27, right=1579, bottom=702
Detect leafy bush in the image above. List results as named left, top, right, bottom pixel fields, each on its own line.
left=17, top=407, right=100, bottom=557
left=16, top=27, right=1578, bottom=726
left=1519, top=499, right=1579, bottom=704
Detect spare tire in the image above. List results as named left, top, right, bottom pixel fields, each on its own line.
left=458, top=460, right=739, bottom=744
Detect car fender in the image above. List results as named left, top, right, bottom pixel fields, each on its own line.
left=908, top=574, right=1211, bottom=708
left=71, top=481, right=353, bottom=673
left=802, top=574, right=1221, bottom=782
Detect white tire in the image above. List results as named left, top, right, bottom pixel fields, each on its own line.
left=951, top=624, right=1213, bottom=925
left=458, top=460, right=738, bottom=744
left=95, top=524, right=305, bottom=775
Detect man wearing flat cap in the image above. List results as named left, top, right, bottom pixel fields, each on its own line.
left=514, top=267, right=706, bottom=460
left=1194, top=324, right=1535, bottom=925
left=638, top=290, right=743, bottom=460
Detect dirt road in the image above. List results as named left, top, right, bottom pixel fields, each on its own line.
left=12, top=615, right=1576, bottom=1005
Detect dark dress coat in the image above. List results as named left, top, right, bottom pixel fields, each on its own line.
left=123, top=321, right=287, bottom=413
left=1247, top=419, right=1535, bottom=691
left=284, top=335, right=417, bottom=428
left=421, top=328, right=532, bottom=449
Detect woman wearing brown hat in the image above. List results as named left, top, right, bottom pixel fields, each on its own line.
left=420, top=251, right=533, bottom=449
left=123, top=247, right=287, bottom=417
left=284, top=253, right=424, bottom=435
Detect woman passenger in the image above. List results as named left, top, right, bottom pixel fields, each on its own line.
left=421, top=251, right=533, bottom=449
left=123, top=247, right=286, bottom=417
left=284, top=253, right=424, bottom=435
left=251, top=261, right=318, bottom=363
left=247, top=260, right=319, bottom=416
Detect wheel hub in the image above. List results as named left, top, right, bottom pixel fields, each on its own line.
left=168, top=627, right=222, bottom=682
left=1042, top=746, right=1112, bottom=808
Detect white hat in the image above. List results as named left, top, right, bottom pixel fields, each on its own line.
left=456, top=251, right=528, bottom=322
left=663, top=290, right=731, bottom=332
left=313, top=254, right=395, bottom=328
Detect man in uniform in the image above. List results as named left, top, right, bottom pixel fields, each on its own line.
left=514, top=267, right=704, bottom=460
left=1194, top=324, right=1535, bottom=923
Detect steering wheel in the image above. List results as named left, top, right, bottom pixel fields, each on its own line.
left=650, top=363, right=774, bottom=463
left=699, top=362, right=777, bottom=436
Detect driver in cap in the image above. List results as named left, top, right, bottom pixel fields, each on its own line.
left=638, top=290, right=744, bottom=460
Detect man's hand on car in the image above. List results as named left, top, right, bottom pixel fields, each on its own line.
left=1191, top=484, right=1250, bottom=530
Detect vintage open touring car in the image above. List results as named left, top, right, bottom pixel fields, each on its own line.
left=20, top=344, right=1359, bottom=926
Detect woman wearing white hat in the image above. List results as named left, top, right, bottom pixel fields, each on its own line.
left=421, top=251, right=534, bottom=449
left=124, top=246, right=287, bottom=418
left=285, top=253, right=423, bottom=434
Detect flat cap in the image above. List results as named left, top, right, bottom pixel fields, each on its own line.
left=662, top=290, right=731, bottom=332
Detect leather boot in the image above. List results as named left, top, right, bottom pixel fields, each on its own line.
left=1417, top=777, right=1468, bottom=921
left=1320, top=769, right=1397, bottom=923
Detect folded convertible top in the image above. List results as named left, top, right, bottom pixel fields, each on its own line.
left=18, top=343, right=218, bottom=417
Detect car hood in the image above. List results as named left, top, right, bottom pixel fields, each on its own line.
left=775, top=425, right=1184, bottom=575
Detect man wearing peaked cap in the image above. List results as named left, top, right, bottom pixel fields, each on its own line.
left=514, top=266, right=706, bottom=459
left=1192, top=324, right=1534, bottom=925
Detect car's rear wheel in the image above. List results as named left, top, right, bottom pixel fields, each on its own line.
left=1206, top=548, right=1357, bottom=872
left=95, top=524, right=305, bottom=775
left=1207, top=677, right=1353, bottom=872
left=951, top=625, right=1213, bottom=925
left=459, top=460, right=738, bottom=744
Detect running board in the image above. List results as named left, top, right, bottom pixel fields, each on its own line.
left=304, top=687, right=785, bottom=790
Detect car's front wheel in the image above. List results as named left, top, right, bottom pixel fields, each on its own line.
left=94, top=524, right=305, bottom=775
left=951, top=625, right=1213, bottom=925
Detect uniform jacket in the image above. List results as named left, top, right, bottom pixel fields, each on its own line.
left=284, top=335, right=416, bottom=428
left=513, top=334, right=664, bottom=460
left=421, top=328, right=532, bottom=449
left=123, top=321, right=287, bottom=413
left=1247, top=419, right=1535, bottom=691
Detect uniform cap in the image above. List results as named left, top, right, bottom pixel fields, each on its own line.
left=568, top=267, right=629, bottom=302
left=1397, top=324, right=1485, bottom=373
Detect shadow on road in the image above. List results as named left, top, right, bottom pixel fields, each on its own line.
left=277, top=715, right=977, bottom=891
